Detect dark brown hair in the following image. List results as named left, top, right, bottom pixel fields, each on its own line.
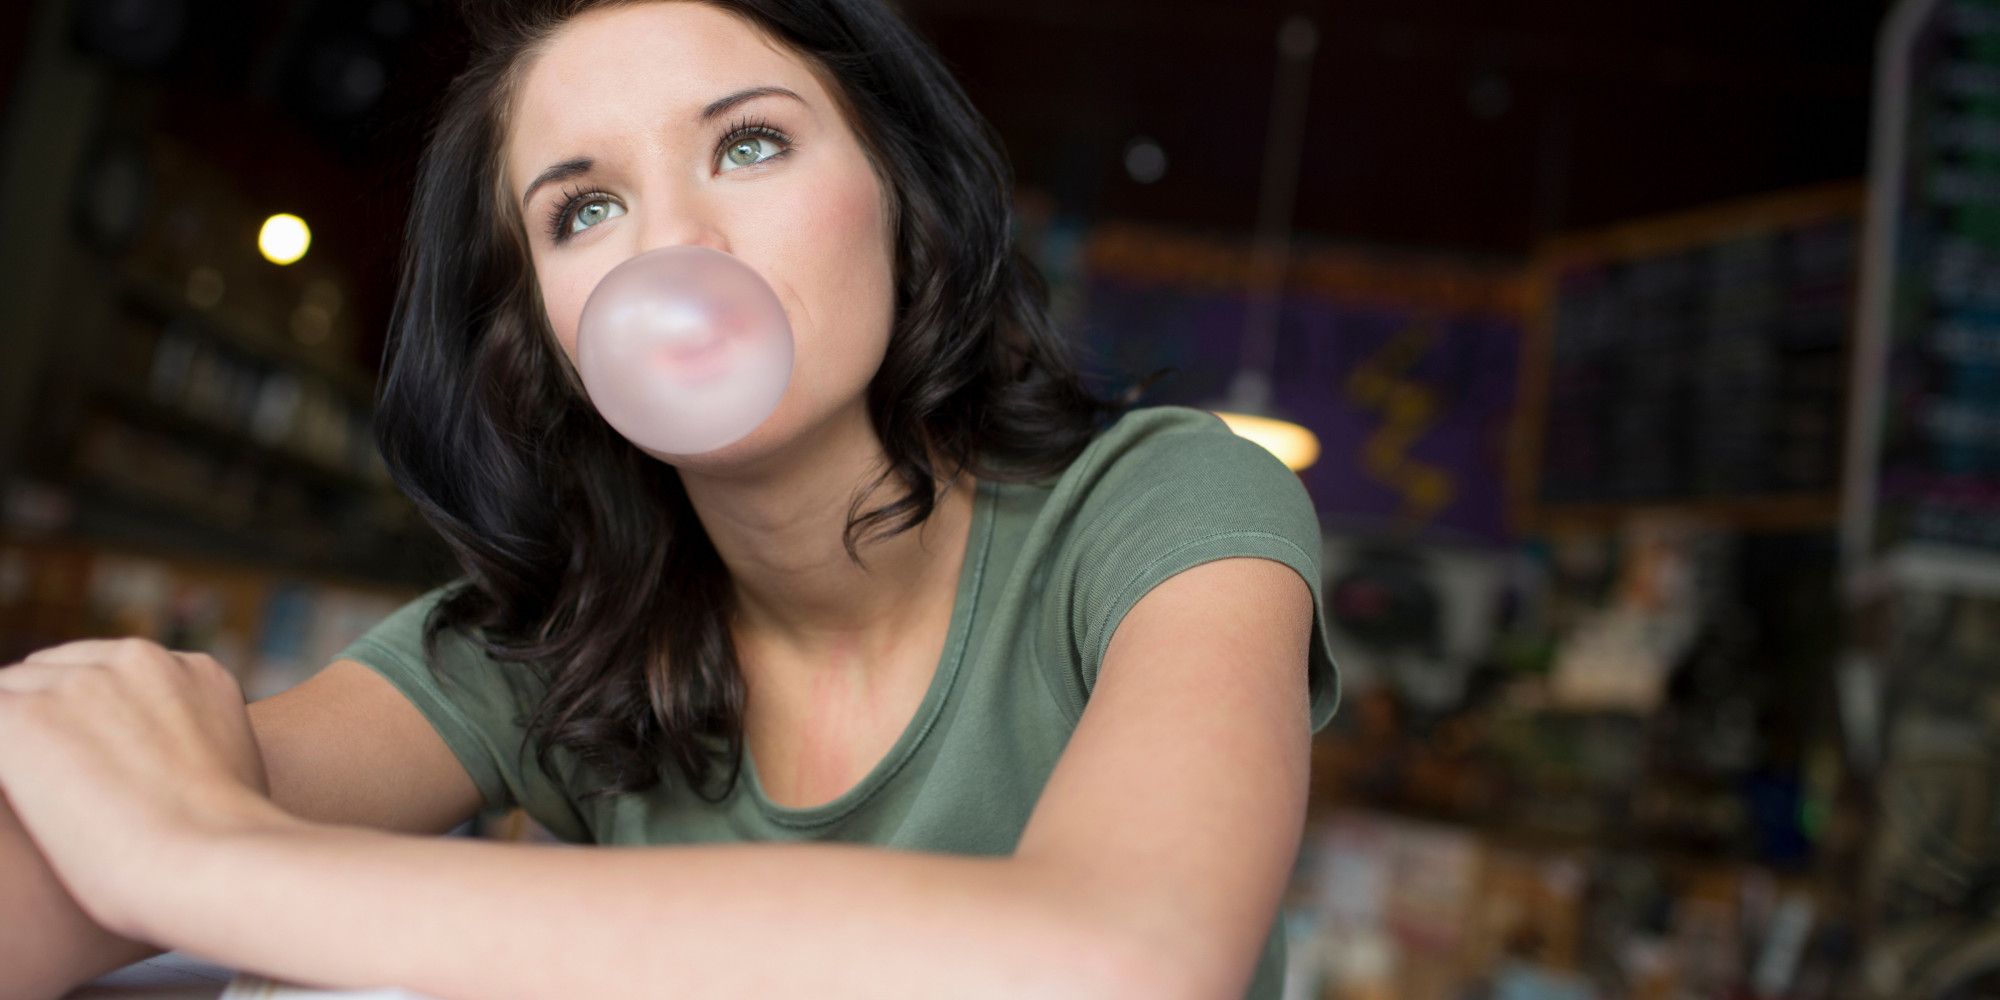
left=377, top=0, right=1154, bottom=805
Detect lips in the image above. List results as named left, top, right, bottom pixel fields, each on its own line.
left=655, top=335, right=733, bottom=381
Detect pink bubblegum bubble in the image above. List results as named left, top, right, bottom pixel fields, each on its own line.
left=575, top=246, right=794, bottom=456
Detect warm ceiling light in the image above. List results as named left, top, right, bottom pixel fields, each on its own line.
left=1213, top=409, right=1320, bottom=471
left=258, top=213, right=311, bottom=265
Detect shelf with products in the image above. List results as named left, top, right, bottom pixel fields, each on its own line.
left=0, top=527, right=433, bottom=701
left=1303, top=518, right=1856, bottom=902
left=1283, top=801, right=1853, bottom=1000
left=15, top=295, right=447, bottom=585
left=52, top=407, right=451, bottom=591
left=1298, top=656, right=1859, bottom=996
left=85, top=376, right=385, bottom=496
left=114, top=264, right=382, bottom=455
left=0, top=244, right=445, bottom=590
left=62, top=474, right=449, bottom=596
left=116, top=263, right=379, bottom=407
left=1308, top=720, right=1831, bottom=875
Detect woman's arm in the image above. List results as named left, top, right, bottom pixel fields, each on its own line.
left=0, top=789, right=165, bottom=1000
left=153, top=812, right=1149, bottom=1000
left=14, top=555, right=1311, bottom=1000
left=0, top=652, right=488, bottom=999
left=149, top=556, right=1313, bottom=1000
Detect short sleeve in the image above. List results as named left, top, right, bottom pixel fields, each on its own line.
left=1044, top=406, right=1342, bottom=732
left=331, top=581, right=594, bottom=843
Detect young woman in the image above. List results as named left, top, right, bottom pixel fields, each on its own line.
left=0, top=1, right=1340, bottom=996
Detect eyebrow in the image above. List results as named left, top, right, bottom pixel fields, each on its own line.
left=518, top=85, right=806, bottom=211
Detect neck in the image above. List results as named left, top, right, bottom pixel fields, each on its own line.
left=676, top=407, right=978, bottom=667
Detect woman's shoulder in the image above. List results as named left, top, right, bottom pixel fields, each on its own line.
left=351, top=577, right=475, bottom=657
left=336, top=577, right=547, bottom=695
left=1053, top=403, right=1308, bottom=516
left=1088, top=403, right=1238, bottom=453
left=1028, top=403, right=1340, bottom=728
left=331, top=575, right=598, bottom=842
left=1035, top=401, right=1323, bottom=606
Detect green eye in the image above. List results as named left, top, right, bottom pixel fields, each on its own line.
left=542, top=119, right=797, bottom=246
left=712, top=119, right=788, bottom=174
left=561, top=196, right=625, bottom=236
left=717, top=122, right=792, bottom=171
left=723, top=136, right=771, bottom=168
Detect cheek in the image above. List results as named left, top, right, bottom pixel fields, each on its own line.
left=817, top=168, right=895, bottom=330
left=541, top=265, right=598, bottom=363
left=755, top=166, right=893, bottom=369
left=842, top=169, right=893, bottom=276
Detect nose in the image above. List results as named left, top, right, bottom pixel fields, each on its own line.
left=632, top=191, right=729, bottom=258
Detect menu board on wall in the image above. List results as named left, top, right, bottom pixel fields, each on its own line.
left=1526, top=185, right=1862, bottom=524
left=1849, top=0, right=2000, bottom=589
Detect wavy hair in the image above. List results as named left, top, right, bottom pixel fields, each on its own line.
left=376, top=0, right=1159, bottom=805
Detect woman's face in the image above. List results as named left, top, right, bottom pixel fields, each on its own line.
left=501, top=1, right=896, bottom=461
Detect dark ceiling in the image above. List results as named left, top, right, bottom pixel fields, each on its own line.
left=7, top=0, right=1890, bottom=363
left=915, top=0, right=1886, bottom=256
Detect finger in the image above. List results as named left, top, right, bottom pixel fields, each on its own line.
left=162, top=649, right=225, bottom=675
left=30, top=640, right=188, bottom=683
left=0, top=659, right=103, bottom=694
left=22, top=638, right=149, bottom=665
left=3, top=639, right=182, bottom=692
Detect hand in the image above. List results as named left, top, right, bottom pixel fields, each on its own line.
left=0, top=637, right=288, bottom=941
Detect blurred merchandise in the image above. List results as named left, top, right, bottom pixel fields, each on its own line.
left=1545, top=517, right=1728, bottom=715
left=1850, top=587, right=2000, bottom=999
left=0, top=126, right=447, bottom=587
left=1298, top=361, right=1858, bottom=995
left=0, top=532, right=409, bottom=690
left=1285, top=809, right=1846, bottom=1000
left=1322, top=536, right=1506, bottom=717
left=1837, top=2, right=2000, bottom=996
left=1850, top=0, right=2000, bottom=585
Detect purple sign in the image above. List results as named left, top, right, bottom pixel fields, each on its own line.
left=1081, top=275, right=1524, bottom=543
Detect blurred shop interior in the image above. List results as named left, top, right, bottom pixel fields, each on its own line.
left=0, top=0, right=1996, bottom=998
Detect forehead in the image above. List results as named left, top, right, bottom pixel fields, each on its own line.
left=504, top=3, right=820, bottom=189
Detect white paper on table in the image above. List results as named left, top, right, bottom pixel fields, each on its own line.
left=67, top=950, right=233, bottom=998
left=219, top=974, right=438, bottom=1000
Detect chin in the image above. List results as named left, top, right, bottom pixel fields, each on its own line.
left=642, top=389, right=823, bottom=475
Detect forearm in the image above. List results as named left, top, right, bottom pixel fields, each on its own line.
left=148, top=809, right=1152, bottom=1000
left=0, top=791, right=163, bottom=1000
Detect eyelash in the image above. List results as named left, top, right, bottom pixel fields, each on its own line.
left=542, top=114, right=797, bottom=244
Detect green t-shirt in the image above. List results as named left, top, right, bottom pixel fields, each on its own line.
left=335, top=404, right=1341, bottom=998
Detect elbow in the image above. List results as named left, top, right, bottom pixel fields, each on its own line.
left=1043, top=919, right=1227, bottom=1000
left=1006, top=857, right=1238, bottom=999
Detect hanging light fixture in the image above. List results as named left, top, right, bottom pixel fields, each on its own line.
left=1216, top=404, right=1321, bottom=470
left=1208, top=13, right=1320, bottom=472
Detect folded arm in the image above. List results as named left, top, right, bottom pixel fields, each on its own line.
left=144, top=556, right=1313, bottom=1000
left=153, top=820, right=1143, bottom=999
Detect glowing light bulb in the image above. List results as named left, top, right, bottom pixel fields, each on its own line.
left=258, top=213, right=311, bottom=265
left=1213, top=410, right=1321, bottom=471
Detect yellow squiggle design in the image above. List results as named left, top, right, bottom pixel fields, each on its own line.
left=1344, top=321, right=1454, bottom=526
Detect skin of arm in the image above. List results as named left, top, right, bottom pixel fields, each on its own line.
left=59, top=555, right=1317, bottom=1000
left=0, top=789, right=165, bottom=1000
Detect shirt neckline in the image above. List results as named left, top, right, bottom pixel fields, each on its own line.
left=741, top=476, right=997, bottom=828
